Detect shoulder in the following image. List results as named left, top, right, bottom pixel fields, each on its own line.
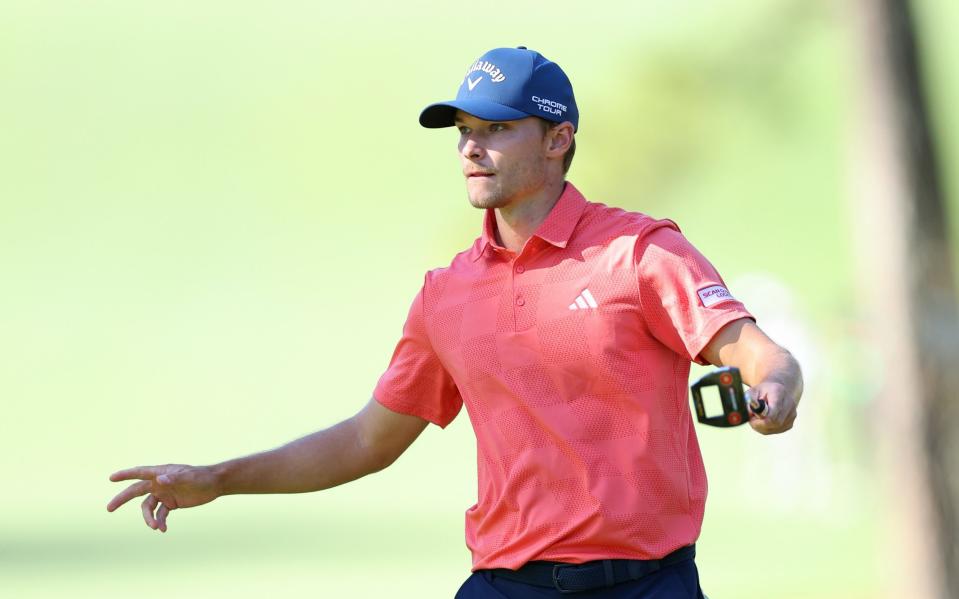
left=575, top=199, right=682, bottom=250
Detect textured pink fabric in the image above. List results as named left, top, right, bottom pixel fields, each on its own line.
left=373, top=182, right=753, bottom=570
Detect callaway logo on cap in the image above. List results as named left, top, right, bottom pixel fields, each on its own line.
left=419, top=46, right=579, bottom=131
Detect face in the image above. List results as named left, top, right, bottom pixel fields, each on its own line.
left=455, top=111, right=550, bottom=210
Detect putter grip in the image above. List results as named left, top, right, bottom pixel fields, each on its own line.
left=751, top=399, right=768, bottom=415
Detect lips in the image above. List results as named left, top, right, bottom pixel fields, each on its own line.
left=467, top=172, right=494, bottom=178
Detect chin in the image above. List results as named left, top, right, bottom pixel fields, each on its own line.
left=466, top=189, right=509, bottom=210
left=468, top=196, right=496, bottom=209
left=466, top=176, right=509, bottom=209
left=467, top=196, right=511, bottom=210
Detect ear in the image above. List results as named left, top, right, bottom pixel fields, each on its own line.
left=544, top=122, right=574, bottom=159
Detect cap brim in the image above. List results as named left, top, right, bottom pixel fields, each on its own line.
left=419, top=99, right=530, bottom=128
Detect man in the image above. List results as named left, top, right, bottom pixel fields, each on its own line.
left=107, top=47, right=802, bottom=598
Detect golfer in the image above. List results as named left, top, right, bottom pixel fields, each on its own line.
left=108, top=47, right=802, bottom=598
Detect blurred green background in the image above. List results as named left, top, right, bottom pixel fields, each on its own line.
left=1, top=0, right=956, bottom=597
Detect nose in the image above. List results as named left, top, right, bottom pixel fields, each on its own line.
left=459, top=134, right=485, bottom=161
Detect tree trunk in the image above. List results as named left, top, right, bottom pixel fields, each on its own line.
left=848, top=1, right=959, bottom=597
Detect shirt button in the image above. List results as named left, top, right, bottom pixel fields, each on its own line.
left=515, top=297, right=525, bottom=307
left=515, top=265, right=525, bottom=274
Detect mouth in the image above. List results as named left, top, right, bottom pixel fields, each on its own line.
left=467, top=173, right=495, bottom=180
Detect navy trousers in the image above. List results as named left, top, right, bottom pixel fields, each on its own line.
left=455, top=559, right=706, bottom=598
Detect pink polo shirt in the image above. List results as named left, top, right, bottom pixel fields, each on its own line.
left=373, top=182, right=753, bottom=570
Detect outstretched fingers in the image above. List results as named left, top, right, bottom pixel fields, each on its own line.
left=107, top=479, right=151, bottom=512
left=109, top=466, right=160, bottom=483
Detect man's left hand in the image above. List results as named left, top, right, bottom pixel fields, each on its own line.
left=746, top=381, right=798, bottom=435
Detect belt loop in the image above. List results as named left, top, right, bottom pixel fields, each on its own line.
left=627, top=560, right=642, bottom=579
left=603, top=560, right=614, bottom=587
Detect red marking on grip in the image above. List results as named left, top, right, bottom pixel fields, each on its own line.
left=719, top=373, right=733, bottom=386
left=727, top=412, right=742, bottom=425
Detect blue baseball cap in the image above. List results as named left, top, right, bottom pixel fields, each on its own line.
left=419, top=46, right=579, bottom=131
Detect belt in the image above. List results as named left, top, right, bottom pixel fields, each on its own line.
left=484, top=544, right=696, bottom=594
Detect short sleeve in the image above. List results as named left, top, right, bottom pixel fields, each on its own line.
left=636, top=225, right=755, bottom=365
left=372, top=279, right=463, bottom=428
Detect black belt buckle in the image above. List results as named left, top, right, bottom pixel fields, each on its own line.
left=551, top=563, right=578, bottom=594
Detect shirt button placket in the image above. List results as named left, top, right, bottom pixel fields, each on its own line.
left=511, top=260, right=524, bottom=329
left=511, top=256, right=533, bottom=330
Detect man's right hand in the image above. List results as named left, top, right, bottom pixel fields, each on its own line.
left=107, top=464, right=220, bottom=532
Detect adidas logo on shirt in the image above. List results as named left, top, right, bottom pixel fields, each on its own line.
left=568, top=288, right=598, bottom=310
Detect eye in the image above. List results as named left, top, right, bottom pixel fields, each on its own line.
left=489, top=123, right=506, bottom=132
left=457, top=125, right=471, bottom=134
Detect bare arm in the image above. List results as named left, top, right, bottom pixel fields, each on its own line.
left=700, top=318, right=803, bottom=434
left=214, top=398, right=428, bottom=495
left=107, top=398, right=428, bottom=531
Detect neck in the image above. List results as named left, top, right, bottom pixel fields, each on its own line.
left=493, top=179, right=566, bottom=253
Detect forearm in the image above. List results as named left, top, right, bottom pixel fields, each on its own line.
left=707, top=319, right=804, bottom=402
left=210, top=417, right=382, bottom=497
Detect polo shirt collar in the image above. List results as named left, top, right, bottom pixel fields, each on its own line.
left=534, top=182, right=588, bottom=248
left=473, top=182, right=588, bottom=261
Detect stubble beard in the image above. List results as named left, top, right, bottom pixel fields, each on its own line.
left=466, top=150, right=546, bottom=209
left=466, top=176, right=511, bottom=210
left=466, top=162, right=547, bottom=211
left=467, top=188, right=510, bottom=210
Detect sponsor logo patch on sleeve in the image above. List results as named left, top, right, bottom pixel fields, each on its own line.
left=697, top=285, right=735, bottom=308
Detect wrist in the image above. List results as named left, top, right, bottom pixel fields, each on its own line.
left=758, top=352, right=802, bottom=396
left=207, top=462, right=233, bottom=497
